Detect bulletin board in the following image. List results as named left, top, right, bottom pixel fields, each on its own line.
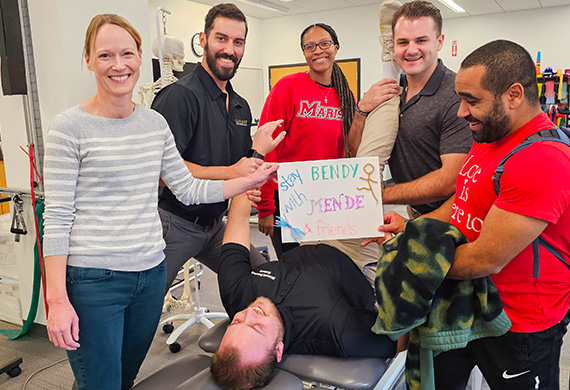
left=268, top=58, right=361, bottom=100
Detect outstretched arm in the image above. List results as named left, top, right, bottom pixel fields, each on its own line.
left=382, top=153, right=467, bottom=205
left=222, top=163, right=279, bottom=201
left=219, top=193, right=260, bottom=317
left=251, top=119, right=286, bottom=156
left=186, top=120, right=285, bottom=180
left=362, top=196, right=456, bottom=247
left=223, top=193, right=254, bottom=248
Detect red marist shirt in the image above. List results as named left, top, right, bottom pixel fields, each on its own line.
left=257, top=72, right=345, bottom=218
left=451, top=113, right=570, bottom=333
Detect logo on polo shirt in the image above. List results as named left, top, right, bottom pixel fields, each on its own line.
left=297, top=100, right=343, bottom=121
left=251, top=269, right=276, bottom=281
left=235, top=119, right=249, bottom=126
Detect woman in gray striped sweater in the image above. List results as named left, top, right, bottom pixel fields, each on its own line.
left=42, top=14, right=280, bottom=390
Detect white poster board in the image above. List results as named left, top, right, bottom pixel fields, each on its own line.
left=278, top=157, right=384, bottom=243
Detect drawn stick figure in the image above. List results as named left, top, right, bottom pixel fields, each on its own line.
left=356, top=163, right=379, bottom=203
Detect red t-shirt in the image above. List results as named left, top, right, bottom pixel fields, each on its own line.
left=451, top=113, right=570, bottom=332
left=257, top=72, right=345, bottom=217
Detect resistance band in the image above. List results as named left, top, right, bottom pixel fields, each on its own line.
left=0, top=199, right=43, bottom=340
left=0, top=144, right=45, bottom=339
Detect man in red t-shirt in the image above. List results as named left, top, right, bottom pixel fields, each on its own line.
left=379, top=40, right=570, bottom=389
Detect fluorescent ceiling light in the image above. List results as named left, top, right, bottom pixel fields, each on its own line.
left=438, top=0, right=466, bottom=13
left=237, top=0, right=289, bottom=12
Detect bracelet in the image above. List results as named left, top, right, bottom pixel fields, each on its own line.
left=355, top=103, right=370, bottom=116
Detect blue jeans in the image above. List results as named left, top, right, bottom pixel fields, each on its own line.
left=66, top=261, right=166, bottom=390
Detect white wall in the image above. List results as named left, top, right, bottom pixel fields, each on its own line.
left=146, top=0, right=266, bottom=118
left=31, top=0, right=153, bottom=132
left=259, top=4, right=570, bottom=99
left=440, top=6, right=570, bottom=73
left=148, top=0, right=211, bottom=63
left=258, top=4, right=384, bottom=100
left=146, top=1, right=385, bottom=102
left=148, top=0, right=264, bottom=69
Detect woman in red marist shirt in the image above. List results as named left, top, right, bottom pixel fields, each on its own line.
left=257, top=23, right=356, bottom=258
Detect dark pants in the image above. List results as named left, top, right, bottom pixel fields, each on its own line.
left=159, top=208, right=266, bottom=293
left=66, top=261, right=166, bottom=390
left=434, top=311, right=570, bottom=390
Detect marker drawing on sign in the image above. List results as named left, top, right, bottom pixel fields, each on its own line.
left=356, top=163, right=379, bottom=203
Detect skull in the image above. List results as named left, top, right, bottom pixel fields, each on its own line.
left=152, top=34, right=185, bottom=72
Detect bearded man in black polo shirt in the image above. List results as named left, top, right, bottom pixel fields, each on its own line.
left=210, top=193, right=396, bottom=389
left=151, top=4, right=284, bottom=292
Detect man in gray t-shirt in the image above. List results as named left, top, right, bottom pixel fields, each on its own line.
left=388, top=58, right=471, bottom=215
left=386, top=1, right=471, bottom=216
left=351, top=1, right=472, bottom=218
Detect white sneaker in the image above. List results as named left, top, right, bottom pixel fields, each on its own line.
left=379, top=0, right=402, bottom=62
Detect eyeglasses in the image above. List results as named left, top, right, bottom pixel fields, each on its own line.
left=302, top=40, right=334, bottom=52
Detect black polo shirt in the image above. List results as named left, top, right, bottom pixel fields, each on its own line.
left=151, top=63, right=252, bottom=219
left=388, top=59, right=472, bottom=215
left=218, top=243, right=396, bottom=358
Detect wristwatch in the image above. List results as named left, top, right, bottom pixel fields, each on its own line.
left=246, top=148, right=265, bottom=160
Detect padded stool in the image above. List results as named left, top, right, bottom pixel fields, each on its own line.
left=198, top=318, right=400, bottom=390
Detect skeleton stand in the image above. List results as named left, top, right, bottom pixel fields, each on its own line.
left=160, top=258, right=228, bottom=353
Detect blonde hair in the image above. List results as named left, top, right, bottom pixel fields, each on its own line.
left=83, top=14, right=142, bottom=60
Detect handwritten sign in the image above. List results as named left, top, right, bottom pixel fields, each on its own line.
left=277, top=157, right=384, bottom=243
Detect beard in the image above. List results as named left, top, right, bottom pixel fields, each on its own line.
left=204, top=42, right=241, bottom=81
left=469, top=98, right=512, bottom=143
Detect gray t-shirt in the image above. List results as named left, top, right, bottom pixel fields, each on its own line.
left=388, top=60, right=472, bottom=214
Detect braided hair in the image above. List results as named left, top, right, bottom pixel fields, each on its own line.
left=301, top=23, right=356, bottom=156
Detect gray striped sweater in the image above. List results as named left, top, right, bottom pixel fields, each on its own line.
left=43, top=105, right=223, bottom=272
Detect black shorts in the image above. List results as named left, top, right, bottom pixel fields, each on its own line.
left=434, top=311, right=570, bottom=390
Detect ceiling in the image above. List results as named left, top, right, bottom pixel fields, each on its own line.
left=189, top=0, right=570, bottom=20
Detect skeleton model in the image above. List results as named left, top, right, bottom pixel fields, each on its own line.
left=163, top=260, right=194, bottom=313
left=141, top=34, right=193, bottom=311
left=138, top=34, right=185, bottom=108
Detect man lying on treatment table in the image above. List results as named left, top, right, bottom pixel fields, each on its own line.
left=210, top=193, right=396, bottom=389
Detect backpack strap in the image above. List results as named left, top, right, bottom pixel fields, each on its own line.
left=538, top=237, right=570, bottom=268
left=493, top=127, right=570, bottom=194
left=493, top=126, right=570, bottom=278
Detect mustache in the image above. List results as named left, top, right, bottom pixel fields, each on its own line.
left=216, top=53, right=238, bottom=63
left=465, top=115, right=479, bottom=122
